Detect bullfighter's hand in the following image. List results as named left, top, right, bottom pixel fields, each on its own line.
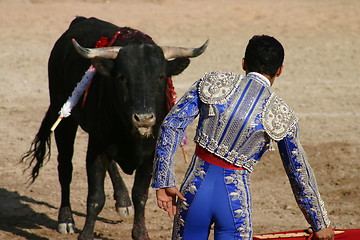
left=156, top=187, right=186, bottom=218
left=312, top=227, right=334, bottom=240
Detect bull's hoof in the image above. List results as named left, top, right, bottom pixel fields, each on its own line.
left=116, top=205, right=134, bottom=218
left=58, top=222, right=76, bottom=234
left=58, top=206, right=76, bottom=234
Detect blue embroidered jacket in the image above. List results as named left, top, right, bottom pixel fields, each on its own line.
left=152, top=71, right=330, bottom=231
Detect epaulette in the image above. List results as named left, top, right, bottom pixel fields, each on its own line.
left=261, top=93, right=299, bottom=141
left=198, top=71, right=242, bottom=115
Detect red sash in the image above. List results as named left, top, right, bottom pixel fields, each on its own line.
left=195, top=144, right=245, bottom=170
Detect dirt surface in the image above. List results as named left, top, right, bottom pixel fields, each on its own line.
left=0, top=0, right=359, bottom=239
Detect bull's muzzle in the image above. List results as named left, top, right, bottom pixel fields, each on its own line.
left=132, top=113, right=156, bottom=137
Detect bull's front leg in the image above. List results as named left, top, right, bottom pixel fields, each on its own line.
left=131, top=158, right=153, bottom=240
left=79, top=147, right=109, bottom=240
left=108, top=160, right=133, bottom=217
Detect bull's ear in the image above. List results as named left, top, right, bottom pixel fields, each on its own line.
left=167, top=58, right=190, bottom=76
left=91, top=58, right=114, bottom=77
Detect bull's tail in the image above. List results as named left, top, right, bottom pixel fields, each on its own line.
left=21, top=107, right=53, bottom=184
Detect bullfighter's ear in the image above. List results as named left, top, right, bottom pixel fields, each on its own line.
left=91, top=58, right=114, bottom=77
left=167, top=58, right=190, bottom=76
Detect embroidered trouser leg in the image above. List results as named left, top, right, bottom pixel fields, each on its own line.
left=172, top=155, right=252, bottom=240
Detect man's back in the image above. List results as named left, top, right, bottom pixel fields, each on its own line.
left=196, top=71, right=276, bottom=171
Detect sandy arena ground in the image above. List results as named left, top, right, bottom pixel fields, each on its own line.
left=0, top=0, right=359, bottom=239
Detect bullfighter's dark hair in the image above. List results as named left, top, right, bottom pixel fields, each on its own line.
left=244, top=35, right=284, bottom=78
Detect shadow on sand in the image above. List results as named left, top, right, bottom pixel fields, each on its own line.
left=0, top=188, right=122, bottom=240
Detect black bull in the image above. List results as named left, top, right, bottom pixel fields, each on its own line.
left=21, top=16, right=208, bottom=240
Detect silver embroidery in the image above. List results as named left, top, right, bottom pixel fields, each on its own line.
left=225, top=171, right=252, bottom=237
left=207, top=139, right=217, bottom=151
left=227, top=150, right=238, bottom=162
left=181, top=157, right=206, bottom=196
left=277, top=124, right=330, bottom=230
left=199, top=134, right=208, bottom=146
left=217, top=144, right=229, bottom=158
left=198, top=71, right=242, bottom=116
left=173, top=157, right=207, bottom=239
left=198, top=71, right=242, bottom=105
left=262, top=93, right=299, bottom=141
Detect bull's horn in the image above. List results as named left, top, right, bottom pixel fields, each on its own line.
left=72, top=39, right=122, bottom=59
left=161, top=39, right=209, bottom=59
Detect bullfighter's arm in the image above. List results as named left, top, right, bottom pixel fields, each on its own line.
left=277, top=123, right=331, bottom=232
left=152, top=82, right=200, bottom=189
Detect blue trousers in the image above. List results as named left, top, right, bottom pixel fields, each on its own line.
left=172, top=155, right=253, bottom=240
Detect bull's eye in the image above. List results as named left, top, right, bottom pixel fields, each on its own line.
left=114, top=72, right=123, bottom=79
left=159, top=74, right=166, bottom=82
left=117, top=74, right=127, bottom=84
